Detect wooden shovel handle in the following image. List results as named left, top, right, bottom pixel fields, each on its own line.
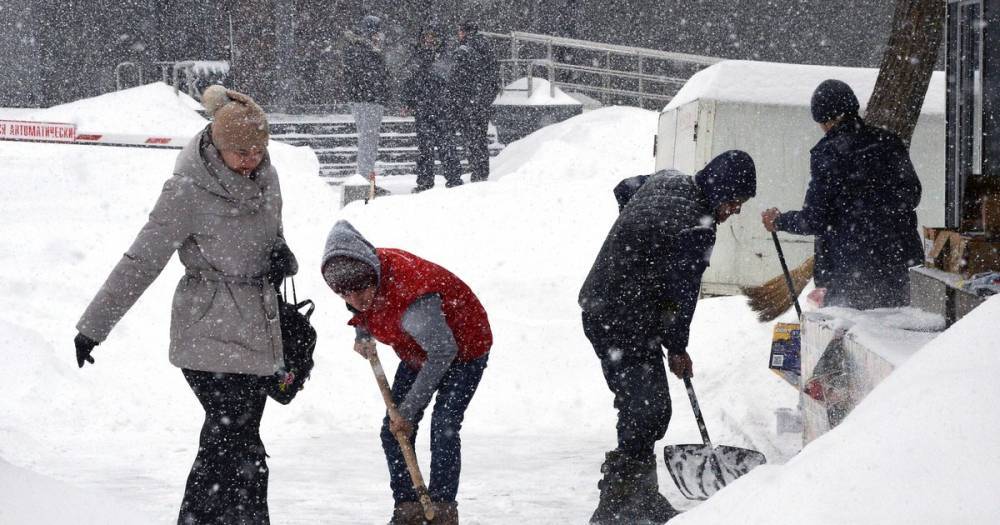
left=368, top=351, right=436, bottom=521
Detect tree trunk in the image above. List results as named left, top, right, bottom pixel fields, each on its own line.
left=864, top=0, right=946, bottom=146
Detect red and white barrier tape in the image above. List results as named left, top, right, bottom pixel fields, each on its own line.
left=0, top=119, right=188, bottom=149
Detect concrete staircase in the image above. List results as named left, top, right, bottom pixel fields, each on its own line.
left=269, top=114, right=501, bottom=187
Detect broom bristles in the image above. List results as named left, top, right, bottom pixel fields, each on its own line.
left=741, top=257, right=815, bottom=322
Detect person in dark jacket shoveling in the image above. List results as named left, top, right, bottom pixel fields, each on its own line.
left=580, top=150, right=757, bottom=524
left=321, top=220, right=491, bottom=525
left=761, top=79, right=923, bottom=310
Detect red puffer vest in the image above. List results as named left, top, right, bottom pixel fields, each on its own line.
left=349, top=248, right=492, bottom=368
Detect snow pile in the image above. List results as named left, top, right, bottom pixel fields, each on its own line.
left=494, top=76, right=581, bottom=106
left=666, top=60, right=945, bottom=115
left=0, top=457, right=154, bottom=524
left=674, top=296, right=1000, bottom=525
left=26, top=82, right=207, bottom=135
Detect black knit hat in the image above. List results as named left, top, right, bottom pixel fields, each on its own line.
left=811, top=79, right=860, bottom=123
left=694, top=150, right=757, bottom=210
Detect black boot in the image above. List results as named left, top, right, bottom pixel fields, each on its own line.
left=630, top=454, right=680, bottom=523
left=590, top=450, right=643, bottom=525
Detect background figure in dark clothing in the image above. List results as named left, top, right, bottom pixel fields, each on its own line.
left=343, top=15, right=391, bottom=180
left=762, top=79, right=923, bottom=310
left=580, top=151, right=757, bottom=525
left=450, top=20, right=501, bottom=183
left=402, top=28, right=463, bottom=192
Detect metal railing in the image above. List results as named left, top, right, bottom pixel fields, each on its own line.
left=483, top=31, right=722, bottom=107
left=114, top=62, right=144, bottom=91
left=112, top=60, right=230, bottom=100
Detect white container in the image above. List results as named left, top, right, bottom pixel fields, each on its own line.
left=655, top=60, right=946, bottom=295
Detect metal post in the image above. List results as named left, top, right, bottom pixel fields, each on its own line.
left=511, top=35, right=520, bottom=80
left=547, top=38, right=555, bottom=97
left=638, top=56, right=645, bottom=108
left=604, top=51, right=611, bottom=104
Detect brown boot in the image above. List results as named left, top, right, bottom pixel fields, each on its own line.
left=431, top=501, right=458, bottom=525
left=389, top=501, right=425, bottom=525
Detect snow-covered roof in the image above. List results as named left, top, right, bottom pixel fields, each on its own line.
left=664, top=60, right=945, bottom=115
left=493, top=77, right=581, bottom=106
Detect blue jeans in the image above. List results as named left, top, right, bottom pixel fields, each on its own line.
left=381, top=355, right=488, bottom=503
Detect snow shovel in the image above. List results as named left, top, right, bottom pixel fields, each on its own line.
left=664, top=378, right=767, bottom=500
left=367, top=350, right=435, bottom=521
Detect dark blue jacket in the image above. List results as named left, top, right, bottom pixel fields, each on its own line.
left=400, top=49, right=453, bottom=120
left=579, top=172, right=716, bottom=356
left=777, top=116, right=922, bottom=308
left=450, top=33, right=500, bottom=111
left=342, top=32, right=391, bottom=105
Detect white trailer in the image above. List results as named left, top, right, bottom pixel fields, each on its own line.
left=655, top=60, right=945, bottom=295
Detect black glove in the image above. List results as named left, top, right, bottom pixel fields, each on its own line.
left=268, top=241, right=298, bottom=291
left=75, top=333, right=98, bottom=368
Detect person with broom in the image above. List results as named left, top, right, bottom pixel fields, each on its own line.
left=579, top=150, right=757, bottom=524
left=321, top=220, right=491, bottom=525
left=761, top=79, right=923, bottom=310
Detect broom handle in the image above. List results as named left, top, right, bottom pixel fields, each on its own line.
left=683, top=377, right=712, bottom=446
left=367, top=351, right=436, bottom=521
left=771, top=232, right=803, bottom=318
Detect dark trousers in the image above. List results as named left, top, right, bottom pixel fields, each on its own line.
left=381, top=355, right=488, bottom=504
left=414, top=111, right=462, bottom=188
left=582, top=311, right=672, bottom=459
left=179, top=369, right=269, bottom=525
left=454, top=107, right=490, bottom=182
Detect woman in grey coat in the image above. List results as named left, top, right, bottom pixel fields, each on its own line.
left=73, top=85, right=297, bottom=525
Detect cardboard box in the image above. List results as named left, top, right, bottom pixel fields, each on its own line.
left=982, top=194, right=1000, bottom=238
left=769, top=322, right=801, bottom=387
left=924, top=228, right=1000, bottom=276
left=923, top=227, right=947, bottom=269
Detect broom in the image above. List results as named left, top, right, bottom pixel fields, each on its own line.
left=742, top=255, right=814, bottom=322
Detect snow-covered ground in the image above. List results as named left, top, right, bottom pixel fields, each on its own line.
left=1, top=85, right=996, bottom=524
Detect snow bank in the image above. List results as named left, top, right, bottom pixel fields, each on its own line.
left=673, top=296, right=1000, bottom=525
left=26, top=82, right=207, bottom=135
left=0, top=457, right=154, bottom=524
left=665, top=60, right=945, bottom=115
left=494, top=77, right=581, bottom=106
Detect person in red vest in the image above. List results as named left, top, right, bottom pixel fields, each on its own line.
left=321, top=220, right=491, bottom=525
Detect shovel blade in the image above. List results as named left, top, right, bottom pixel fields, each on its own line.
left=663, top=444, right=766, bottom=500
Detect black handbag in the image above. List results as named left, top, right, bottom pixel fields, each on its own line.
left=266, top=278, right=317, bottom=405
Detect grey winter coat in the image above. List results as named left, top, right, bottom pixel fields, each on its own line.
left=76, top=127, right=294, bottom=376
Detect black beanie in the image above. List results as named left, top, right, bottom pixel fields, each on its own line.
left=694, top=150, right=757, bottom=210
left=811, top=79, right=860, bottom=123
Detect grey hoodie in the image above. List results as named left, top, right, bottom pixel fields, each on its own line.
left=322, top=220, right=460, bottom=421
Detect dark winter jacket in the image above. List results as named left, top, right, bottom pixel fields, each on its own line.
left=579, top=171, right=717, bottom=355
left=400, top=49, right=453, bottom=119
left=776, top=115, right=922, bottom=309
left=580, top=151, right=755, bottom=355
left=450, top=33, right=500, bottom=111
left=343, top=31, right=391, bottom=105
